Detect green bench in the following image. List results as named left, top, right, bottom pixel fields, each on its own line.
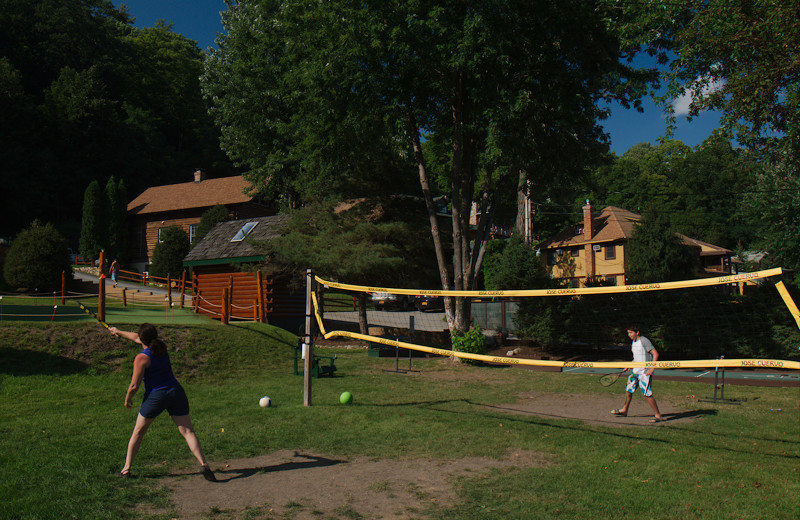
left=294, top=339, right=337, bottom=378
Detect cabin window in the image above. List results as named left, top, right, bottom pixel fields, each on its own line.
left=605, top=245, right=616, bottom=260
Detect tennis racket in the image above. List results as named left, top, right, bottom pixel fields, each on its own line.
left=76, top=301, right=110, bottom=329
left=599, top=371, right=627, bottom=387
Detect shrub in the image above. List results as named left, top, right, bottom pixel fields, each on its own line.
left=192, top=204, right=229, bottom=246
left=148, top=226, right=189, bottom=279
left=4, top=220, right=71, bottom=291
left=451, top=326, right=486, bottom=365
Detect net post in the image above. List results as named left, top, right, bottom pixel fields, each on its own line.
left=304, top=268, right=314, bottom=406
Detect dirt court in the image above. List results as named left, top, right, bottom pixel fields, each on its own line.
left=161, top=391, right=700, bottom=519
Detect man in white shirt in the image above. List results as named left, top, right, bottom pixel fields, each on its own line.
left=611, top=326, right=665, bottom=422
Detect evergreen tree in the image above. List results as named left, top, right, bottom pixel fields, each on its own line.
left=149, top=226, right=189, bottom=279
left=625, top=208, right=698, bottom=284
left=115, top=178, right=129, bottom=263
left=483, top=235, right=551, bottom=291
left=192, top=204, right=229, bottom=247
left=78, top=180, right=105, bottom=262
left=104, top=176, right=121, bottom=261
left=4, top=220, right=71, bottom=291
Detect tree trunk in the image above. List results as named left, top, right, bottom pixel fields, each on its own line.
left=515, top=169, right=531, bottom=243
left=405, top=108, right=455, bottom=330
left=357, top=292, right=368, bottom=335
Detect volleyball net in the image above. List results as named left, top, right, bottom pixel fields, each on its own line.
left=311, top=267, right=800, bottom=371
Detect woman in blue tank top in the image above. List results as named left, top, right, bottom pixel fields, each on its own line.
left=109, top=323, right=216, bottom=481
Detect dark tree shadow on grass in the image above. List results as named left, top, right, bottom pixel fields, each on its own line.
left=0, top=347, right=88, bottom=376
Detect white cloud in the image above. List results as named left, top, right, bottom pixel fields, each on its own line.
left=672, top=77, right=725, bottom=116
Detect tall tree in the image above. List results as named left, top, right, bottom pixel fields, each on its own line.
left=203, top=1, right=658, bottom=332
left=0, top=0, right=237, bottom=240
left=266, top=198, right=438, bottom=334
left=105, top=176, right=129, bottom=263
left=589, top=136, right=756, bottom=249
left=78, top=180, right=104, bottom=262
left=625, top=208, right=698, bottom=284
left=738, top=154, right=800, bottom=282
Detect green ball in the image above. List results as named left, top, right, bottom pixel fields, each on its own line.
left=339, top=391, right=353, bottom=404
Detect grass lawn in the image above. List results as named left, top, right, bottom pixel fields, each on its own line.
left=0, top=319, right=797, bottom=519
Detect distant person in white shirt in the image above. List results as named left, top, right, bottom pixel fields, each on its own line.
left=611, top=326, right=665, bottom=422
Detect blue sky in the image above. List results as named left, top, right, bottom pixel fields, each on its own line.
left=113, top=0, right=721, bottom=155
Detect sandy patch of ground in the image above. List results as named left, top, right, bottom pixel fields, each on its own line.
left=487, top=391, right=711, bottom=427
left=162, top=448, right=546, bottom=519
left=159, top=391, right=708, bottom=519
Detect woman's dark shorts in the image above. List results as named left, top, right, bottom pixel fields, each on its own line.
left=140, top=384, right=190, bottom=418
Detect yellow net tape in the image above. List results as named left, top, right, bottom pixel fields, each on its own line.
left=774, top=281, right=800, bottom=333
left=315, top=267, right=783, bottom=297
left=319, top=330, right=800, bottom=370
left=309, top=278, right=799, bottom=371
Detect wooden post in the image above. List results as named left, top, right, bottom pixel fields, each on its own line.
left=122, top=288, right=127, bottom=307
left=221, top=287, right=229, bottom=325
left=253, top=299, right=259, bottom=321
left=61, top=271, right=66, bottom=305
left=167, top=273, right=173, bottom=309
left=303, top=268, right=314, bottom=406
left=180, top=270, right=187, bottom=308
left=256, top=271, right=265, bottom=323
left=192, top=272, right=198, bottom=312
left=229, top=275, right=234, bottom=319
left=98, top=251, right=106, bottom=323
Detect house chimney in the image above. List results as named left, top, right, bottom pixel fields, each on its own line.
left=582, top=200, right=593, bottom=240
left=193, top=169, right=206, bottom=183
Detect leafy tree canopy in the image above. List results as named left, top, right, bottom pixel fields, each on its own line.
left=587, top=136, right=757, bottom=249
left=0, top=0, right=236, bottom=239
left=625, top=207, right=698, bottom=284
left=266, top=198, right=438, bottom=289
left=203, top=0, right=661, bottom=331
left=656, top=0, right=800, bottom=155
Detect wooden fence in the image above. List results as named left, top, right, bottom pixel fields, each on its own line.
left=192, top=271, right=306, bottom=325
left=192, top=272, right=268, bottom=324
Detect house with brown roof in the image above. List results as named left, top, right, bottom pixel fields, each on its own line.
left=538, top=203, right=733, bottom=287
left=126, top=170, right=276, bottom=271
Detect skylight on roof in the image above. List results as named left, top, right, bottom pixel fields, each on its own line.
left=231, top=221, right=259, bottom=242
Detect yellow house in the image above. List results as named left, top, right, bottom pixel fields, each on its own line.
left=538, top=204, right=733, bottom=287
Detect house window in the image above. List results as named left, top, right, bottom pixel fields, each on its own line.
left=575, top=225, right=584, bottom=235
left=158, top=227, right=167, bottom=243
left=570, top=248, right=579, bottom=257
left=570, top=279, right=581, bottom=288
left=547, top=250, right=556, bottom=266
left=231, top=221, right=259, bottom=242
left=605, top=245, right=616, bottom=260
left=605, top=275, right=617, bottom=286
left=189, top=224, right=198, bottom=244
